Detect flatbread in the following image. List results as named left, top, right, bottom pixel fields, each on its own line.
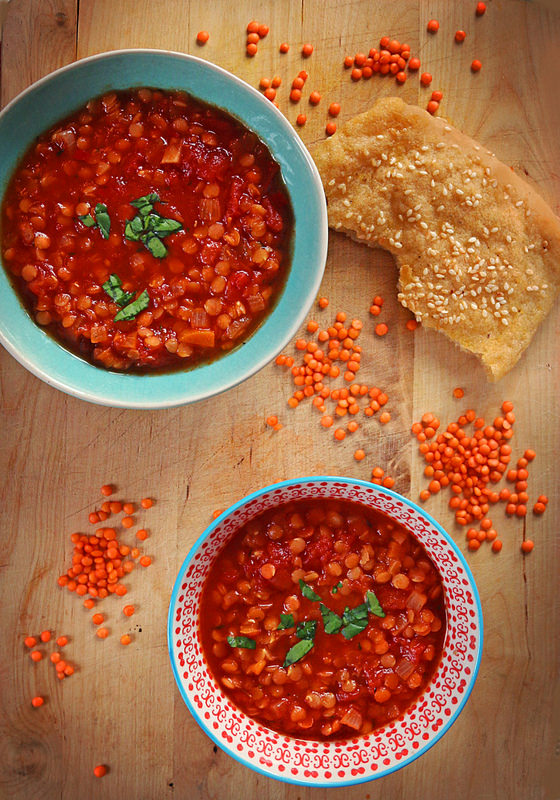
left=312, top=97, right=560, bottom=380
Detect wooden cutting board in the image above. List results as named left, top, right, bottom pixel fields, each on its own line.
left=0, top=1, right=558, bottom=798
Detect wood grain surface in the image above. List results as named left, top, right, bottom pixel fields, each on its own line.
left=0, top=1, right=558, bottom=799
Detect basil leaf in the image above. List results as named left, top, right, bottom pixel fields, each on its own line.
left=366, top=589, right=386, bottom=618
left=102, top=274, right=134, bottom=307
left=296, top=620, right=317, bottom=641
left=113, top=289, right=150, bottom=322
left=78, top=213, right=96, bottom=227
left=277, top=613, right=295, bottom=630
left=320, top=603, right=343, bottom=635
left=283, top=638, right=313, bottom=667
left=131, top=192, right=161, bottom=215
left=124, top=215, right=147, bottom=241
left=144, top=234, right=168, bottom=259
left=227, top=635, right=256, bottom=650
left=94, top=203, right=111, bottom=239
left=341, top=602, right=369, bottom=639
left=146, top=214, right=183, bottom=236
left=299, top=579, right=321, bottom=602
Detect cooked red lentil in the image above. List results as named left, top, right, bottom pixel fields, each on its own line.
left=2, top=88, right=292, bottom=370
left=200, top=498, right=446, bottom=740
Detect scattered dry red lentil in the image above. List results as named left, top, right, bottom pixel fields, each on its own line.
left=455, top=30, right=466, bottom=42
left=24, top=636, right=37, bottom=648
left=471, top=59, right=482, bottom=72
left=325, top=121, right=337, bottom=136
left=196, top=30, right=209, bottom=45
left=120, top=634, right=132, bottom=646
left=427, top=19, right=439, bottom=33
left=420, top=72, right=432, bottom=86
left=273, top=303, right=395, bottom=478
left=296, top=113, right=307, bottom=126
left=93, top=765, right=108, bottom=778
left=413, top=402, right=545, bottom=554
left=328, top=102, right=341, bottom=117
left=279, top=42, right=289, bottom=53
left=476, top=2, right=486, bottom=16
left=30, top=650, right=43, bottom=662
left=31, top=696, right=44, bottom=708
left=309, top=90, right=321, bottom=105
left=302, top=42, right=314, bottom=57
left=123, top=605, right=135, bottom=617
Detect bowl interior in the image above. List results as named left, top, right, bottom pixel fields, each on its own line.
left=168, top=477, right=482, bottom=787
left=0, top=50, right=327, bottom=407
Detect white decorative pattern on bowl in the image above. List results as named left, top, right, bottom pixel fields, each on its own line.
left=168, top=477, right=483, bottom=787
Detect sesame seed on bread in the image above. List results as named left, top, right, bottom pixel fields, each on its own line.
left=312, top=97, right=560, bottom=380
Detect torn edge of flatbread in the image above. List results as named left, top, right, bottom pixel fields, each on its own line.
left=312, top=97, right=560, bottom=380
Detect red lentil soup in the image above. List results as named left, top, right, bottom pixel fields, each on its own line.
left=1, top=88, right=292, bottom=371
left=200, top=499, right=446, bottom=740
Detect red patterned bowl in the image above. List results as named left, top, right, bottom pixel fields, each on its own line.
left=168, top=477, right=482, bottom=786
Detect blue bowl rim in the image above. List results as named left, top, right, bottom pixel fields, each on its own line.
left=167, top=475, right=483, bottom=787
left=0, top=48, right=328, bottom=408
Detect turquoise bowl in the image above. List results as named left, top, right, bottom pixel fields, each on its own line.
left=0, top=49, right=328, bottom=408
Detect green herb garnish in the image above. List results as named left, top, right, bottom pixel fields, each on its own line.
left=78, top=204, right=111, bottom=238
left=130, top=192, right=162, bottom=214
left=102, top=274, right=135, bottom=307
left=78, top=213, right=96, bottom=227
left=331, top=581, right=343, bottom=595
left=282, top=614, right=318, bottom=667
left=366, top=589, right=386, bottom=618
left=144, top=233, right=168, bottom=259
left=299, top=579, right=321, bottom=602
left=296, top=620, right=317, bottom=641
left=113, top=289, right=150, bottom=322
left=277, top=613, right=295, bottom=630
left=283, top=638, right=314, bottom=667
left=94, top=203, right=111, bottom=239
left=320, top=603, right=343, bottom=635
left=227, top=636, right=256, bottom=650
left=341, top=602, right=369, bottom=639
left=125, top=193, right=182, bottom=258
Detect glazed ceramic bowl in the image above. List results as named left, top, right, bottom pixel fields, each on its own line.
left=0, top=49, right=327, bottom=408
left=168, top=476, right=483, bottom=787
